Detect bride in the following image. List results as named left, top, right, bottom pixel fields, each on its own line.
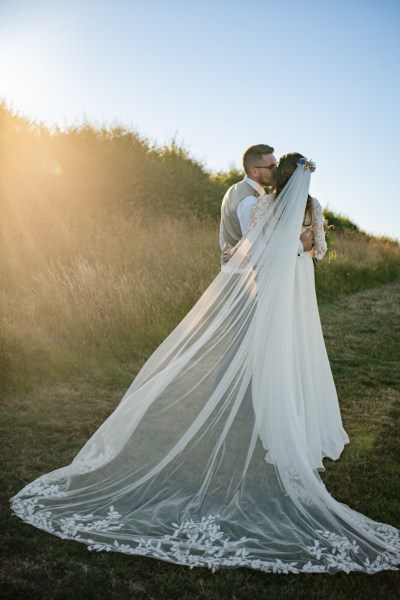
left=10, top=154, right=399, bottom=574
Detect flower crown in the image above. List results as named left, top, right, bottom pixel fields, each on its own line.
left=297, top=157, right=316, bottom=172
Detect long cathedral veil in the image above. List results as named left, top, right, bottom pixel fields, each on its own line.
left=10, top=163, right=399, bottom=573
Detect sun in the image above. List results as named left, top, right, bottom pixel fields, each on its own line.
left=0, top=20, right=67, bottom=128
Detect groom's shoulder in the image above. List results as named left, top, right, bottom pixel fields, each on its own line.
left=225, top=178, right=254, bottom=196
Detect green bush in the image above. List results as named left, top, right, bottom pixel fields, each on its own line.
left=323, top=210, right=360, bottom=232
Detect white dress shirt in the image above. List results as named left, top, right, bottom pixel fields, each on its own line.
left=236, top=177, right=266, bottom=234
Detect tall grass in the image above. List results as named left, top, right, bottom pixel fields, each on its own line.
left=315, top=230, right=400, bottom=302
left=0, top=209, right=220, bottom=390
left=2, top=206, right=400, bottom=391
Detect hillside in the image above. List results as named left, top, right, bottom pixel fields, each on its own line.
left=1, top=103, right=400, bottom=390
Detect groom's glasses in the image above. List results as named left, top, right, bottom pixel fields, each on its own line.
left=254, top=164, right=277, bottom=172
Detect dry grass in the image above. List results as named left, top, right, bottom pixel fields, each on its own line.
left=315, top=229, right=400, bottom=301
left=1, top=204, right=399, bottom=393
left=1, top=210, right=220, bottom=389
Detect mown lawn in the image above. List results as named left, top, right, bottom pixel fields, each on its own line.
left=1, top=280, right=399, bottom=600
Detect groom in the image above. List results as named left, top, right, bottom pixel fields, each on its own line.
left=220, top=144, right=313, bottom=263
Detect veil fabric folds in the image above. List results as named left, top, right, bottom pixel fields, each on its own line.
left=10, top=165, right=400, bottom=573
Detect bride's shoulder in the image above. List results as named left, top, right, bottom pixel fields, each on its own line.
left=258, top=192, right=275, bottom=205
left=251, top=194, right=275, bottom=222
left=311, top=196, right=323, bottom=211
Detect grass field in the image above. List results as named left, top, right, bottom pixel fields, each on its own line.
left=1, top=278, right=399, bottom=600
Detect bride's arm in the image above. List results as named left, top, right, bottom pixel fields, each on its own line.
left=311, top=198, right=328, bottom=260
left=222, top=195, right=274, bottom=263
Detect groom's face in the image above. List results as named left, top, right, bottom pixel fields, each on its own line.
left=250, top=154, right=277, bottom=187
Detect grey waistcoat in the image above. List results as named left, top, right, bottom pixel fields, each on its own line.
left=220, top=180, right=260, bottom=253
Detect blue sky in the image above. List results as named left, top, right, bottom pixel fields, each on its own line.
left=1, top=0, right=399, bottom=238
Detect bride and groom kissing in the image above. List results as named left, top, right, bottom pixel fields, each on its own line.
left=219, top=144, right=315, bottom=264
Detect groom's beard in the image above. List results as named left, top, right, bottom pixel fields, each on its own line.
left=258, top=176, right=272, bottom=188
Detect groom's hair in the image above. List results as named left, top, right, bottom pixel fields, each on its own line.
left=243, top=144, right=274, bottom=175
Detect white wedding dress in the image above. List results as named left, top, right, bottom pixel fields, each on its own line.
left=10, top=163, right=399, bottom=574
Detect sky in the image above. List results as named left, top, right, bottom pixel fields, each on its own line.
left=1, top=0, right=399, bottom=239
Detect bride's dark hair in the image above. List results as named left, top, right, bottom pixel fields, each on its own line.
left=274, top=153, right=313, bottom=226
